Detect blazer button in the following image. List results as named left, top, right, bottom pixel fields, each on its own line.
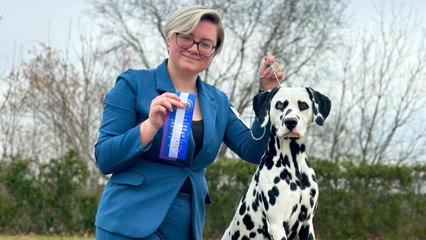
left=183, top=167, right=191, bottom=173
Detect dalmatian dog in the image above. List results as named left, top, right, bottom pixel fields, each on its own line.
left=222, top=87, right=331, bottom=240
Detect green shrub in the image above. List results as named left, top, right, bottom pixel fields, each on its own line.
left=0, top=150, right=102, bottom=234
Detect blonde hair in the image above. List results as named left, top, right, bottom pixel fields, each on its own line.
left=163, top=4, right=225, bottom=54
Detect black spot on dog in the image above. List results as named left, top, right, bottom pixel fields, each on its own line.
left=290, top=182, right=297, bottom=191
left=241, top=192, right=246, bottom=202
left=312, top=174, right=317, bottom=183
left=298, top=224, right=310, bottom=240
left=243, top=214, right=255, bottom=230
left=290, top=139, right=302, bottom=179
left=301, top=144, right=306, bottom=152
left=301, top=173, right=311, bottom=189
left=295, top=179, right=302, bottom=188
left=274, top=176, right=280, bottom=184
left=260, top=215, right=271, bottom=239
left=276, top=154, right=283, bottom=168
left=310, top=197, right=314, bottom=208
left=268, top=186, right=280, bottom=205
left=231, top=230, right=240, bottom=240
left=241, top=236, right=250, bottom=240
left=310, top=189, right=316, bottom=198
left=282, top=155, right=290, bottom=167
left=291, top=204, right=298, bottom=216
left=239, top=202, right=246, bottom=215
left=276, top=138, right=281, bottom=150
left=257, top=192, right=263, bottom=203
left=305, top=157, right=311, bottom=168
left=261, top=191, right=269, bottom=210
left=298, top=205, right=308, bottom=221
left=254, top=171, right=260, bottom=184
left=252, top=196, right=260, bottom=212
left=283, top=221, right=289, bottom=234
left=249, top=232, right=257, bottom=238
left=280, top=169, right=292, bottom=181
left=285, top=109, right=292, bottom=116
left=265, top=138, right=276, bottom=170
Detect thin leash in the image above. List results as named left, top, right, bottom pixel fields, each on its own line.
left=250, top=60, right=281, bottom=140
left=269, top=61, right=282, bottom=87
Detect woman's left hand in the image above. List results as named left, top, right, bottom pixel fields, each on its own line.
left=259, top=56, right=284, bottom=91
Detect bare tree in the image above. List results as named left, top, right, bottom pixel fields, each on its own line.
left=0, top=65, right=27, bottom=158
left=0, top=32, right=109, bottom=174
left=25, top=44, right=107, bottom=166
left=311, top=3, right=426, bottom=164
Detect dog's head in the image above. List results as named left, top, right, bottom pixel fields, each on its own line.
left=253, top=87, right=331, bottom=139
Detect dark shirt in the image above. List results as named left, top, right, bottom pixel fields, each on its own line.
left=191, top=120, right=204, bottom=157
left=179, top=120, right=204, bottom=195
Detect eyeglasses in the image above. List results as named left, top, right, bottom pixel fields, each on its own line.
left=175, top=33, right=217, bottom=57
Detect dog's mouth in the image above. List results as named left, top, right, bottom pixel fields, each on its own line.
left=276, top=129, right=301, bottom=139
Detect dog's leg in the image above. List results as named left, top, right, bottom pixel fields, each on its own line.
left=297, top=221, right=315, bottom=240
left=269, top=222, right=288, bottom=240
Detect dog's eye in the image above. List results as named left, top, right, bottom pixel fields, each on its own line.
left=275, top=101, right=288, bottom=111
left=298, top=101, right=309, bottom=111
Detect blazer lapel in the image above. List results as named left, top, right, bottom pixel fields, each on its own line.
left=155, top=59, right=175, bottom=93
left=195, top=78, right=218, bottom=163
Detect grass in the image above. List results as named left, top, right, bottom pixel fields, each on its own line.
left=0, top=236, right=94, bottom=240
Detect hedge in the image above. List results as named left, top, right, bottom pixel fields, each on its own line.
left=0, top=153, right=425, bottom=239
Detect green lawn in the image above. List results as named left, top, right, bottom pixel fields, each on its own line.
left=0, top=236, right=94, bottom=240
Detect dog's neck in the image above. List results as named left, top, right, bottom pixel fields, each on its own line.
left=278, top=137, right=306, bottom=154
left=262, top=136, right=308, bottom=172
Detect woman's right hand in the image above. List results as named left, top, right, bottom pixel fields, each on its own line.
left=140, top=92, right=184, bottom=147
left=148, top=92, right=185, bottom=130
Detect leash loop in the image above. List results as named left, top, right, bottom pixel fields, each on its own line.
left=250, top=112, right=266, bottom=141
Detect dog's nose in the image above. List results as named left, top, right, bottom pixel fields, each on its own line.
left=284, top=117, right=298, bottom=131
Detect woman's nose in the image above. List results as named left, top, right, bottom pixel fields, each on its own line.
left=187, top=43, right=199, bottom=54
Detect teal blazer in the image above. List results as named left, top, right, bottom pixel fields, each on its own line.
left=95, top=59, right=269, bottom=239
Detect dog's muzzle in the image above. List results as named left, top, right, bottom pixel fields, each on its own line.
left=276, top=116, right=301, bottom=138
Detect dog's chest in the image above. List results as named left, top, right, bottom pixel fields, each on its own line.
left=255, top=138, right=319, bottom=230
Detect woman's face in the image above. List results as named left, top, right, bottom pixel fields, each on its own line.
left=167, top=20, right=218, bottom=76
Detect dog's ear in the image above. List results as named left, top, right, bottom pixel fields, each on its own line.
left=306, top=87, right=331, bottom=126
left=253, top=87, right=280, bottom=128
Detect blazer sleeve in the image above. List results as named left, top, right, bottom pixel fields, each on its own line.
left=223, top=105, right=270, bottom=164
left=95, top=70, right=151, bottom=175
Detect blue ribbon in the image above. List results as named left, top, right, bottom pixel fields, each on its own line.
left=159, top=92, right=197, bottom=160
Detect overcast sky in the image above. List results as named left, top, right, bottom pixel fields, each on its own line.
left=0, top=0, right=425, bottom=72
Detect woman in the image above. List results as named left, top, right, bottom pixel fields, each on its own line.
left=95, top=4, right=283, bottom=240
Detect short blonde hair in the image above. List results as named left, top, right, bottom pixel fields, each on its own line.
left=163, top=4, right=225, bottom=54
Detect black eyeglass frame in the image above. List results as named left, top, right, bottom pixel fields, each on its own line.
left=175, top=33, right=217, bottom=57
